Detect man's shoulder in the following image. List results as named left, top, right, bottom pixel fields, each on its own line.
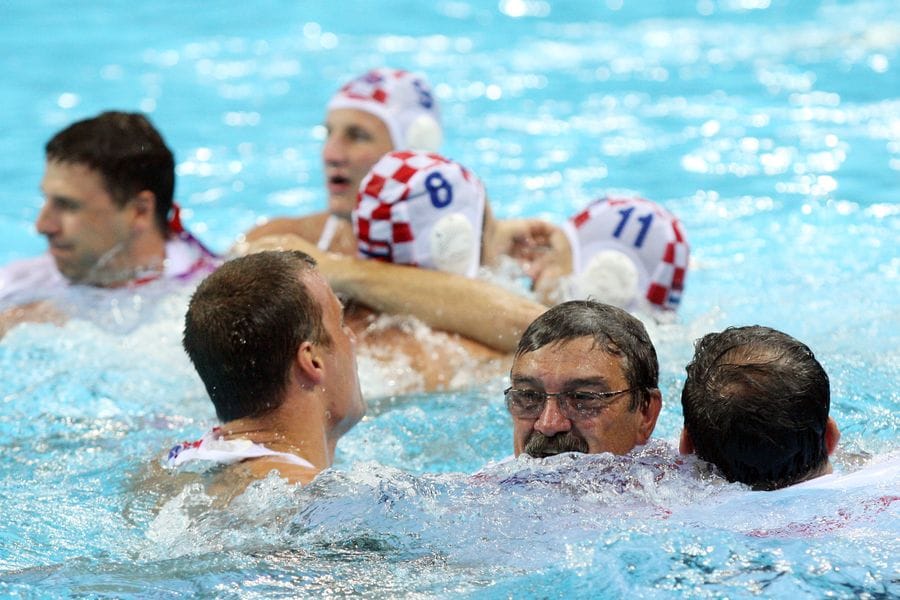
left=163, top=234, right=221, bottom=281
left=244, top=212, right=330, bottom=243
left=0, top=254, right=65, bottom=304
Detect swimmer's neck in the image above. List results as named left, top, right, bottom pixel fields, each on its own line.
left=74, top=235, right=168, bottom=288
left=218, top=408, right=333, bottom=472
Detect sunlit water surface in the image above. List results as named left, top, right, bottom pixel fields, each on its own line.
left=1, top=0, right=898, bottom=597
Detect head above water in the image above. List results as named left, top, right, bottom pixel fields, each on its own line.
left=509, top=301, right=662, bottom=458
left=44, top=111, right=175, bottom=235
left=680, top=325, right=839, bottom=490
left=354, top=150, right=486, bottom=277
left=183, top=250, right=332, bottom=422
left=323, top=68, right=442, bottom=218
left=37, top=111, right=176, bottom=285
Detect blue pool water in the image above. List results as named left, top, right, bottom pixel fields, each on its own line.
left=1, top=0, right=898, bottom=597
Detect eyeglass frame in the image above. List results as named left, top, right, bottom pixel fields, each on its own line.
left=503, top=386, right=637, bottom=420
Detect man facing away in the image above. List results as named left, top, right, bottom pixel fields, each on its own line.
left=679, top=325, right=841, bottom=490
left=0, top=111, right=218, bottom=331
left=505, top=300, right=662, bottom=458
left=170, top=250, right=366, bottom=488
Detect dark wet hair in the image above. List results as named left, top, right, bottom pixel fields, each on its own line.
left=45, top=111, right=175, bottom=235
left=515, top=300, right=659, bottom=411
left=681, top=325, right=830, bottom=490
left=183, top=251, right=331, bottom=422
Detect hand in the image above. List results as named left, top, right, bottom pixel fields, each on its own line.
left=491, top=218, right=573, bottom=285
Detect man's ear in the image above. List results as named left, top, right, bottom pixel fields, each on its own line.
left=295, top=341, right=325, bottom=387
left=824, top=417, right=840, bottom=455
left=128, top=190, right=157, bottom=232
left=636, top=389, right=662, bottom=444
left=679, top=428, right=694, bottom=455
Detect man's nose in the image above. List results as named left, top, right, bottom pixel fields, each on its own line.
left=533, top=397, right=572, bottom=437
left=35, top=201, right=58, bottom=236
left=322, top=135, right=347, bottom=165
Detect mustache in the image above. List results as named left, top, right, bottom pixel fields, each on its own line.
left=523, top=431, right=588, bottom=458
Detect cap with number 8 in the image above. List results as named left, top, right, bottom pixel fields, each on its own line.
left=353, top=150, right=486, bottom=277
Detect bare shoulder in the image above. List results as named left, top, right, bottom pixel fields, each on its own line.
left=235, top=456, right=320, bottom=486
left=0, top=301, right=67, bottom=339
left=244, top=212, right=330, bottom=242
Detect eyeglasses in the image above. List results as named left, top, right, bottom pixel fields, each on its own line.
left=504, top=387, right=634, bottom=420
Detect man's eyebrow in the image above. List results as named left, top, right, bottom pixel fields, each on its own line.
left=44, top=193, right=80, bottom=205
left=563, top=377, right=614, bottom=389
left=509, top=374, right=543, bottom=387
left=508, top=375, right=614, bottom=389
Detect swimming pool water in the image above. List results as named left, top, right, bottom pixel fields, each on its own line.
left=1, top=0, right=898, bottom=597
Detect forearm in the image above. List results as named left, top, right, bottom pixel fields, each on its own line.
left=322, top=253, right=544, bottom=353
left=234, top=234, right=545, bottom=352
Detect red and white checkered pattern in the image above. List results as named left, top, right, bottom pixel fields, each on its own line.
left=563, top=196, right=689, bottom=311
left=353, top=150, right=485, bottom=277
left=328, top=68, right=442, bottom=151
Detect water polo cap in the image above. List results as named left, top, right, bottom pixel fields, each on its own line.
left=353, top=150, right=485, bottom=277
left=560, top=196, right=689, bottom=311
left=327, top=68, right=443, bottom=151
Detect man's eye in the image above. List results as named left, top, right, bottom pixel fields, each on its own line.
left=53, top=198, right=79, bottom=211
left=347, top=128, right=372, bottom=142
left=566, top=391, right=602, bottom=410
left=514, top=391, right=544, bottom=406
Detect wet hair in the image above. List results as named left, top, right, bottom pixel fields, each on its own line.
left=45, top=111, right=175, bottom=235
left=183, top=251, right=332, bottom=422
left=515, top=300, right=659, bottom=411
left=681, top=325, right=831, bottom=490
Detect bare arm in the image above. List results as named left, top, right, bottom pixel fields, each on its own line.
left=234, top=234, right=545, bottom=353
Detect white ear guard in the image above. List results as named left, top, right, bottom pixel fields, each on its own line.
left=429, top=213, right=476, bottom=276
left=570, top=250, right=640, bottom=309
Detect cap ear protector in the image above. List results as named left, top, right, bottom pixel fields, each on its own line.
left=429, top=212, right=476, bottom=276
left=405, top=114, right=443, bottom=152
left=570, top=249, right=640, bottom=309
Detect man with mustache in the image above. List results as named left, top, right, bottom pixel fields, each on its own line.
left=506, top=300, right=662, bottom=458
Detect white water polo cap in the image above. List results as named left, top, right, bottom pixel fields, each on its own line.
left=354, top=150, right=486, bottom=277
left=561, top=196, right=689, bottom=311
left=327, top=68, right=443, bottom=151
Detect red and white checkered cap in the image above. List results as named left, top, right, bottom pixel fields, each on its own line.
left=328, top=68, right=442, bottom=151
left=561, top=196, right=689, bottom=311
left=353, top=150, right=486, bottom=277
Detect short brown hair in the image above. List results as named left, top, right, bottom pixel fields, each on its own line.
left=681, top=325, right=831, bottom=490
left=45, top=111, right=175, bottom=235
left=183, top=251, right=331, bottom=422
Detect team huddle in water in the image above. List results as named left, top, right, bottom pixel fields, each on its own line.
left=0, top=68, right=841, bottom=500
